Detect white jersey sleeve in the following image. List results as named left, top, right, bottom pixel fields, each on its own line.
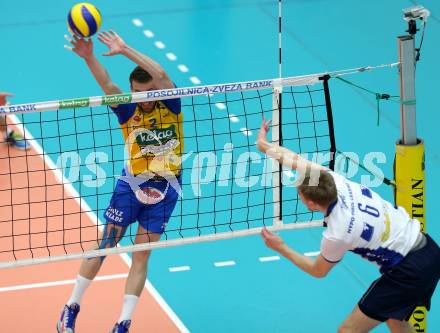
left=322, top=171, right=421, bottom=271
left=320, top=236, right=351, bottom=263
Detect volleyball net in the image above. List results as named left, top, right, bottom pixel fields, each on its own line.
left=0, top=66, right=393, bottom=268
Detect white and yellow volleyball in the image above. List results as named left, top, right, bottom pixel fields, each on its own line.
left=67, top=3, right=102, bottom=38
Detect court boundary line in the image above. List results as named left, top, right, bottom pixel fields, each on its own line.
left=0, top=273, right=129, bottom=293
left=7, top=114, right=190, bottom=333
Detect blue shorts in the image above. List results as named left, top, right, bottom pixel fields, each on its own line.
left=103, top=175, right=180, bottom=234
left=358, top=234, right=440, bottom=322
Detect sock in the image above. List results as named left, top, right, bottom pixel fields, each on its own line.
left=118, top=294, right=139, bottom=323
left=67, top=275, right=92, bottom=306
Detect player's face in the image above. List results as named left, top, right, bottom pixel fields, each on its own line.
left=131, top=80, right=156, bottom=112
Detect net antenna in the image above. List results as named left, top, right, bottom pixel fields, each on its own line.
left=272, top=0, right=283, bottom=228
left=278, top=0, right=283, bottom=80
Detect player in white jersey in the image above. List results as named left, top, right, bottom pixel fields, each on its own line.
left=256, top=118, right=440, bottom=333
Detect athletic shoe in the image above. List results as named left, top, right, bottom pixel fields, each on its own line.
left=6, top=129, right=30, bottom=150
left=57, top=303, right=80, bottom=333
left=109, top=320, right=131, bottom=333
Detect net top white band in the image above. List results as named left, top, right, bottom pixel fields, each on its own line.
left=0, top=63, right=398, bottom=115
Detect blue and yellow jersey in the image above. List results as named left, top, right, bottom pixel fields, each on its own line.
left=111, top=98, right=183, bottom=177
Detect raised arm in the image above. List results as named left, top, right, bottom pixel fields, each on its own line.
left=256, top=118, right=327, bottom=172
left=97, top=30, right=174, bottom=90
left=65, top=34, right=122, bottom=95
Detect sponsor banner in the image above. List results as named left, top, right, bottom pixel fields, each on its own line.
left=59, top=98, right=90, bottom=109
left=140, top=80, right=274, bottom=101
left=102, top=94, right=132, bottom=106
left=0, top=104, right=37, bottom=114
left=0, top=79, right=274, bottom=113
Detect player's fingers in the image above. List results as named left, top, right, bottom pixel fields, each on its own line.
left=101, top=30, right=112, bottom=39
left=97, top=34, right=109, bottom=44
left=97, top=34, right=106, bottom=43
left=65, top=34, right=78, bottom=46
left=72, top=34, right=81, bottom=42
left=64, top=34, right=73, bottom=43
left=64, top=45, right=73, bottom=51
left=109, top=29, right=119, bottom=38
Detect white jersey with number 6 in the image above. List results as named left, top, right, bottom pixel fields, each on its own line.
left=320, top=171, right=421, bottom=271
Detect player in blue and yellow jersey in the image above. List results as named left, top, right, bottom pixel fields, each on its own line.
left=57, top=30, right=182, bottom=333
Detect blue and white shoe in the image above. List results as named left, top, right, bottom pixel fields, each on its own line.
left=109, top=320, right=131, bottom=333
left=6, top=129, right=30, bottom=150
left=57, top=303, right=80, bottom=333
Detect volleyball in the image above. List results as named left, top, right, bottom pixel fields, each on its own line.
left=67, top=3, right=102, bottom=38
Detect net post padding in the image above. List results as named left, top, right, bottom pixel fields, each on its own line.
left=395, top=140, right=426, bottom=330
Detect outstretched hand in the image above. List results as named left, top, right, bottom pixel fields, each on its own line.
left=258, top=117, right=272, bottom=141
left=261, top=227, right=285, bottom=252
left=256, top=117, right=272, bottom=153
left=98, top=30, right=127, bottom=56
left=0, top=92, right=13, bottom=106
left=64, top=34, right=94, bottom=59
